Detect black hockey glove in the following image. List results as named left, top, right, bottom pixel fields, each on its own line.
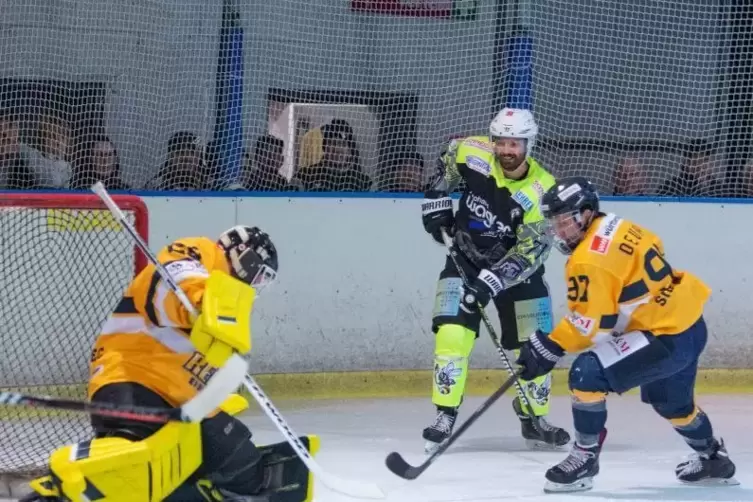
left=421, top=189, right=454, bottom=244
left=460, top=269, right=504, bottom=314
left=516, top=330, right=565, bottom=381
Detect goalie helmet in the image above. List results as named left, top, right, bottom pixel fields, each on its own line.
left=218, top=225, right=278, bottom=290
left=541, top=176, right=600, bottom=255
left=489, top=108, right=538, bottom=157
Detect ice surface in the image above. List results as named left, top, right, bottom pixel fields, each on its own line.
left=3, top=394, right=751, bottom=501
left=242, top=394, right=753, bottom=502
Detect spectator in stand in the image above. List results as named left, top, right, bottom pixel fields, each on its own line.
left=658, top=141, right=724, bottom=197
left=294, top=120, right=371, bottom=191
left=70, top=134, right=130, bottom=190
left=20, top=112, right=72, bottom=188
left=241, top=134, right=293, bottom=191
left=148, top=131, right=206, bottom=190
left=612, top=155, right=651, bottom=195
left=378, top=151, right=426, bottom=192
left=0, top=108, right=34, bottom=189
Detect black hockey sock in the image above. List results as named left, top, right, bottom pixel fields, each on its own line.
left=671, top=407, right=714, bottom=452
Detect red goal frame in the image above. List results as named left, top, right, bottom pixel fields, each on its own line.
left=0, top=193, right=150, bottom=273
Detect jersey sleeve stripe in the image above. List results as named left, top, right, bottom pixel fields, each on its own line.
left=618, top=280, right=649, bottom=303
left=113, top=297, right=137, bottom=315
left=100, top=316, right=194, bottom=353
left=599, top=314, right=618, bottom=330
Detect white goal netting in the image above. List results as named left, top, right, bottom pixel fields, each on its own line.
left=0, top=195, right=145, bottom=479
left=0, top=0, right=747, bottom=197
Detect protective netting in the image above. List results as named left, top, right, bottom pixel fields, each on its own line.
left=0, top=194, right=146, bottom=478
left=0, top=0, right=749, bottom=196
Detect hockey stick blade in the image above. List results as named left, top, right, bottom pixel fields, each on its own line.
left=385, top=369, right=523, bottom=480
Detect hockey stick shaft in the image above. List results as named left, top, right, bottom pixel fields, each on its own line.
left=91, top=183, right=384, bottom=499
left=385, top=368, right=523, bottom=479
left=440, top=229, right=541, bottom=423
left=0, top=391, right=185, bottom=424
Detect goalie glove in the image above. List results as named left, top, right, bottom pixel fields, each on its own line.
left=422, top=189, right=454, bottom=244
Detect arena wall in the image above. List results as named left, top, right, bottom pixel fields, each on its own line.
left=140, top=194, right=753, bottom=396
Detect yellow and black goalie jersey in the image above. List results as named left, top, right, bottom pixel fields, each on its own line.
left=549, top=213, right=711, bottom=353
left=88, top=237, right=252, bottom=407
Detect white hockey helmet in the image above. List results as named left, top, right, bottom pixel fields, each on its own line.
left=489, top=108, right=538, bottom=157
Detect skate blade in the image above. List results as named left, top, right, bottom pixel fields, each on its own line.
left=679, top=476, right=740, bottom=487
left=543, top=477, right=594, bottom=493
left=526, top=438, right=569, bottom=451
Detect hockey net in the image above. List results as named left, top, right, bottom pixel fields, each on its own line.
left=0, top=0, right=746, bottom=197
left=0, top=194, right=148, bottom=483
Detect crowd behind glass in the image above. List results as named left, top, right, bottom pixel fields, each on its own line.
left=1, top=106, right=751, bottom=198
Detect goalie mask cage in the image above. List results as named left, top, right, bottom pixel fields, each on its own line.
left=0, top=193, right=148, bottom=483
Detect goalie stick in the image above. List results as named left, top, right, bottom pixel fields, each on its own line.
left=385, top=368, right=523, bottom=480
left=440, top=228, right=545, bottom=434
left=91, top=182, right=385, bottom=500
left=0, top=368, right=243, bottom=424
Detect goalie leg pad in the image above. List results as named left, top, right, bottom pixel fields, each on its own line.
left=37, top=421, right=203, bottom=502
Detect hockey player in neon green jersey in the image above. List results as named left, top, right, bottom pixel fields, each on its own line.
left=420, top=108, right=571, bottom=454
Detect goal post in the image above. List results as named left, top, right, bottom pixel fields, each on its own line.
left=0, top=193, right=149, bottom=483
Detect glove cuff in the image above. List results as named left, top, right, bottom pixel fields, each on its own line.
left=478, top=269, right=504, bottom=297
left=529, top=330, right=564, bottom=362
left=421, top=195, right=452, bottom=216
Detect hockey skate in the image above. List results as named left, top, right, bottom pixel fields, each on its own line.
left=512, top=396, right=570, bottom=450
left=676, top=438, right=739, bottom=486
left=543, top=428, right=607, bottom=493
left=422, top=407, right=456, bottom=454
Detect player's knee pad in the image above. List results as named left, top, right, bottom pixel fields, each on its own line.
left=569, top=352, right=610, bottom=394
left=33, top=422, right=203, bottom=502
left=431, top=276, right=482, bottom=334
left=432, top=324, right=476, bottom=407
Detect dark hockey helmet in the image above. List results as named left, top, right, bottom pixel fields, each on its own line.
left=218, top=225, right=278, bottom=290
left=541, top=176, right=600, bottom=255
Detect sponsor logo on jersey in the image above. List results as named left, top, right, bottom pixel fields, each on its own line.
left=165, top=259, right=209, bottom=282
left=566, top=311, right=595, bottom=336
left=466, top=155, right=491, bottom=176
left=463, top=138, right=493, bottom=152
left=465, top=192, right=512, bottom=235
left=589, top=213, right=621, bottom=255
left=512, top=190, right=534, bottom=211
left=532, top=180, right=546, bottom=198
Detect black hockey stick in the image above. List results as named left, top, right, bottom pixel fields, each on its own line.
left=385, top=368, right=523, bottom=480
left=439, top=229, right=544, bottom=431
left=0, top=391, right=189, bottom=424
